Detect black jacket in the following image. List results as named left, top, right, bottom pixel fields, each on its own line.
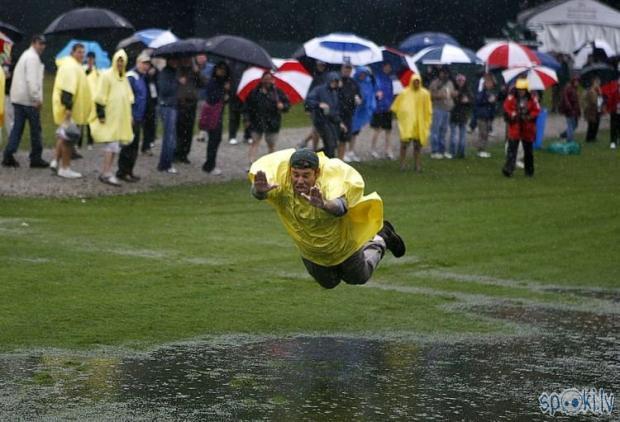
left=244, top=85, right=290, bottom=133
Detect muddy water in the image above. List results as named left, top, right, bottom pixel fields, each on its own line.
left=1, top=305, right=618, bottom=421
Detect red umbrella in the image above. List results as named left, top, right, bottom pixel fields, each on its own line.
left=476, top=41, right=541, bottom=69
left=237, top=58, right=312, bottom=105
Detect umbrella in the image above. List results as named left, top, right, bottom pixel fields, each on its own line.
left=534, top=51, right=560, bottom=71
left=302, top=33, right=382, bottom=66
left=573, top=40, right=616, bottom=69
left=476, top=41, right=540, bottom=69
left=117, top=29, right=178, bottom=50
left=412, top=44, right=483, bottom=65
left=502, top=66, right=558, bottom=90
left=151, top=38, right=208, bottom=58
left=398, top=32, right=460, bottom=55
left=579, top=63, right=618, bottom=88
left=44, top=8, right=134, bottom=36
left=56, top=39, right=111, bottom=69
left=237, top=58, right=312, bottom=105
left=0, top=20, right=23, bottom=43
left=204, top=35, right=274, bottom=69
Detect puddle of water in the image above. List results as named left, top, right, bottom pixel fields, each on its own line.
left=0, top=303, right=617, bottom=420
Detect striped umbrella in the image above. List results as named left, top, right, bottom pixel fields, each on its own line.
left=237, top=58, right=313, bottom=105
left=502, top=66, right=558, bottom=90
left=476, top=41, right=541, bottom=68
left=412, top=44, right=482, bottom=65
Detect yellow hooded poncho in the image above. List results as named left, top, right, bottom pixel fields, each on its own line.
left=52, top=55, right=92, bottom=125
left=249, top=149, right=383, bottom=267
left=90, top=50, right=134, bottom=144
left=391, top=74, right=433, bottom=145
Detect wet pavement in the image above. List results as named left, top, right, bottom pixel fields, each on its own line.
left=1, top=302, right=618, bottom=420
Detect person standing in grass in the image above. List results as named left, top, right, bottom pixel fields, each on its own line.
left=157, top=57, right=180, bottom=174
left=428, top=66, right=455, bottom=159
left=337, top=62, right=362, bottom=162
left=449, top=74, right=473, bottom=158
left=601, top=76, right=620, bottom=150
left=391, top=74, right=432, bottom=172
left=559, top=75, right=581, bottom=143
left=245, top=71, right=290, bottom=166
left=370, top=62, right=395, bottom=160
left=474, top=73, right=498, bottom=158
left=249, top=148, right=405, bottom=289
left=90, top=50, right=134, bottom=187
left=350, top=66, right=377, bottom=161
left=51, top=42, right=92, bottom=179
left=583, top=77, right=603, bottom=143
left=502, top=78, right=540, bottom=178
left=305, top=72, right=346, bottom=158
left=201, top=61, right=231, bottom=175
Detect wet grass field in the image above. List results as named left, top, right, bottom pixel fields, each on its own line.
left=0, top=135, right=618, bottom=419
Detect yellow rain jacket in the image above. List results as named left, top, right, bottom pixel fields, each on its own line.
left=0, top=66, right=5, bottom=127
left=90, top=50, right=134, bottom=144
left=249, top=149, right=383, bottom=267
left=391, top=74, right=433, bottom=145
left=52, top=55, right=92, bottom=125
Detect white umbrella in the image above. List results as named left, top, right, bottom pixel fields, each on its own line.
left=149, top=30, right=178, bottom=49
left=502, top=66, right=558, bottom=90
left=303, top=33, right=382, bottom=66
left=412, top=44, right=482, bottom=65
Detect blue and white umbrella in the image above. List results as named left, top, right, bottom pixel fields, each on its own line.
left=302, top=33, right=382, bottom=66
left=398, top=32, right=460, bottom=55
left=56, top=39, right=111, bottom=69
left=117, top=28, right=178, bottom=51
left=412, top=44, right=482, bottom=65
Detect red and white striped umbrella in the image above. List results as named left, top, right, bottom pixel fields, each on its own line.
left=476, top=41, right=541, bottom=68
left=502, top=66, right=558, bottom=90
left=237, top=58, right=312, bottom=105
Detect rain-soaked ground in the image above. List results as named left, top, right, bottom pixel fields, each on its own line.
left=1, top=293, right=618, bottom=420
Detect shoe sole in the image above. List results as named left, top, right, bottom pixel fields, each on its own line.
left=383, top=220, right=406, bottom=258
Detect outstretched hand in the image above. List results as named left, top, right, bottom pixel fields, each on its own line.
left=301, top=186, right=325, bottom=209
left=253, top=170, right=279, bottom=194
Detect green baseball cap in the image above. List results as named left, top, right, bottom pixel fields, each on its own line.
left=290, top=149, right=319, bottom=169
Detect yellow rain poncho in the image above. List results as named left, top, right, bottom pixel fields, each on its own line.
left=52, top=55, right=92, bottom=125
left=90, top=50, right=134, bottom=144
left=249, top=149, right=383, bottom=267
left=0, top=66, right=5, bottom=127
left=391, top=74, right=432, bottom=145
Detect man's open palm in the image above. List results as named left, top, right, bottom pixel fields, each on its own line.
left=254, top=171, right=279, bottom=194
left=301, top=186, right=325, bottom=208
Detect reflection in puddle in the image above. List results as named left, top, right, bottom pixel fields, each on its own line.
left=1, top=306, right=618, bottom=420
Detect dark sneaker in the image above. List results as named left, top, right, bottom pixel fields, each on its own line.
left=1, top=156, right=20, bottom=168
left=72, top=151, right=83, bottom=160
left=378, top=220, right=406, bottom=258
left=117, top=173, right=138, bottom=183
left=30, top=158, right=50, bottom=168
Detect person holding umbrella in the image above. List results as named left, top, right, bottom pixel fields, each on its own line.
left=157, top=57, right=180, bottom=174
left=601, top=76, right=620, bottom=150
left=338, top=63, right=362, bottom=161
left=583, top=77, right=603, bottom=143
left=2, top=34, right=49, bottom=169
left=428, top=66, right=455, bottom=159
left=78, top=51, right=99, bottom=150
left=201, top=61, right=231, bottom=175
left=245, top=71, right=290, bottom=165
left=305, top=72, right=346, bottom=158
left=502, top=78, right=541, bottom=178
left=559, top=75, right=581, bottom=143
left=449, top=74, right=473, bottom=158
left=90, top=50, right=134, bottom=186
left=51, top=42, right=92, bottom=178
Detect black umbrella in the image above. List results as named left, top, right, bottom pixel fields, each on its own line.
left=579, top=63, right=618, bottom=88
left=204, top=35, right=274, bottom=69
left=0, top=20, right=23, bottom=43
left=151, top=38, right=208, bottom=58
left=44, top=8, right=134, bottom=36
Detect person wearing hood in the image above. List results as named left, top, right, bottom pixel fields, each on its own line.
left=502, top=78, right=540, bottom=177
left=370, top=62, right=395, bottom=160
left=90, top=49, right=134, bottom=186
left=305, top=71, right=346, bottom=158
left=349, top=66, right=376, bottom=161
left=51, top=42, right=92, bottom=179
left=78, top=51, right=99, bottom=150
left=116, top=52, right=150, bottom=183
left=391, top=73, right=432, bottom=172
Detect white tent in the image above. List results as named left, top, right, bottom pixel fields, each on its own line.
left=517, top=0, right=620, bottom=54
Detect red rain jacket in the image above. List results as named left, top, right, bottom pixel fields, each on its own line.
left=503, top=93, right=541, bottom=142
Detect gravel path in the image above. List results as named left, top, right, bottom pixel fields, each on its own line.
left=0, top=114, right=609, bottom=198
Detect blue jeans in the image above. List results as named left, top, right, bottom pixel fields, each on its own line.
left=3, top=103, right=43, bottom=161
left=431, top=108, right=450, bottom=153
left=158, top=105, right=177, bottom=171
left=449, top=122, right=467, bottom=157
left=565, top=117, right=577, bottom=143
